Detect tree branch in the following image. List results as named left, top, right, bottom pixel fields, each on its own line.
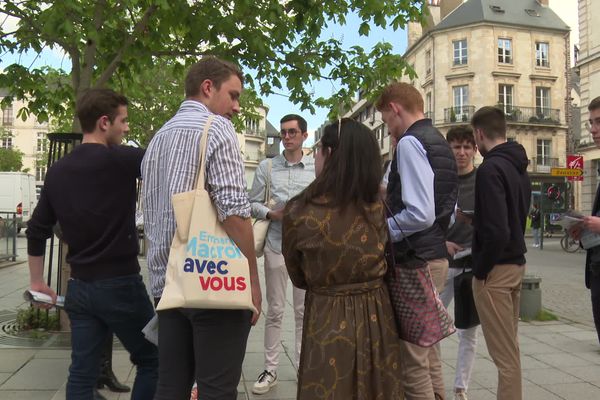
left=79, top=0, right=108, bottom=91
left=94, top=5, right=158, bottom=88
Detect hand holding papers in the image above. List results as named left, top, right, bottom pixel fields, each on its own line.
left=23, top=290, right=65, bottom=308
left=553, top=210, right=584, bottom=230
left=555, top=211, right=600, bottom=250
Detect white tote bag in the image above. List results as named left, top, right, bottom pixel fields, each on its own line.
left=253, top=159, right=272, bottom=258
left=156, top=116, right=256, bottom=313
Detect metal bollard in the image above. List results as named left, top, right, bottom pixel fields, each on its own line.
left=520, top=275, right=542, bottom=319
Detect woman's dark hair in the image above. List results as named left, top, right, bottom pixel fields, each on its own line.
left=293, top=118, right=383, bottom=211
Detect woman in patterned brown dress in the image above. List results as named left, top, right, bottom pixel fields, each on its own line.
left=282, top=119, right=403, bottom=399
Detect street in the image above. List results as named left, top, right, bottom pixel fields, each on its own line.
left=3, top=232, right=595, bottom=327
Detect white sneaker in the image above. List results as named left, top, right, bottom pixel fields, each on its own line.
left=252, top=370, right=278, bottom=394
left=454, top=391, right=468, bottom=400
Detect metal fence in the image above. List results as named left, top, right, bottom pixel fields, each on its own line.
left=0, top=212, right=17, bottom=262
left=44, top=133, right=82, bottom=294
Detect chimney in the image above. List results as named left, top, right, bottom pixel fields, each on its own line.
left=536, top=0, right=549, bottom=6
left=407, top=21, right=423, bottom=48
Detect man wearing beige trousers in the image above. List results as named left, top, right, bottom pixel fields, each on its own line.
left=470, top=107, right=531, bottom=400
left=377, top=82, right=458, bottom=400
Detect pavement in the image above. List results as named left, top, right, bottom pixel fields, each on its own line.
left=0, top=235, right=599, bottom=400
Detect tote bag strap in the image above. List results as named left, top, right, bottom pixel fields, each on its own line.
left=194, top=115, right=216, bottom=190
left=264, top=159, right=272, bottom=205
left=382, top=199, right=416, bottom=252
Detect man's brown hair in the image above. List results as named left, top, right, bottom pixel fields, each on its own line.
left=588, top=96, right=600, bottom=112
left=376, top=82, right=424, bottom=114
left=185, top=56, right=244, bottom=97
left=471, top=106, right=507, bottom=140
left=446, top=125, right=476, bottom=147
left=76, top=89, right=128, bottom=134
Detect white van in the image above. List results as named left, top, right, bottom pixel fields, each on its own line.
left=0, top=172, right=37, bottom=230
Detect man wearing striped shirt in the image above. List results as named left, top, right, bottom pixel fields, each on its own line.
left=142, top=56, right=262, bottom=400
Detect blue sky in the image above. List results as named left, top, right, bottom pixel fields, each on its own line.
left=261, top=14, right=408, bottom=134
left=0, top=1, right=578, bottom=136
left=0, top=12, right=408, bottom=140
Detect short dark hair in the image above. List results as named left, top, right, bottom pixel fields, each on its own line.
left=280, top=114, right=307, bottom=133
left=76, top=89, right=128, bottom=134
left=471, top=106, right=506, bottom=140
left=185, top=56, right=244, bottom=97
left=291, top=119, right=382, bottom=212
left=589, top=96, right=600, bottom=112
left=446, top=125, right=475, bottom=147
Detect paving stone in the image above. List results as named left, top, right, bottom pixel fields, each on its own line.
left=0, top=390, right=56, bottom=400
left=1, top=358, right=69, bottom=390
left=544, top=382, right=600, bottom=399
left=0, top=350, right=35, bottom=373
left=33, top=350, right=70, bottom=359
left=522, top=384, right=566, bottom=400
left=523, top=368, right=583, bottom=385
left=0, top=373, right=12, bottom=385
left=534, top=352, right=594, bottom=368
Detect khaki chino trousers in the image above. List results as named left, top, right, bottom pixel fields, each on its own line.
left=473, top=264, right=525, bottom=400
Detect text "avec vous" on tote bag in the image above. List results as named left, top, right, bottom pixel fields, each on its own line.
left=156, top=115, right=257, bottom=313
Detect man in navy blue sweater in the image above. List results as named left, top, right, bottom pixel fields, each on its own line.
left=26, top=89, right=157, bottom=400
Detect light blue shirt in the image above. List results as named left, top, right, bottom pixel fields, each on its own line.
left=249, top=153, right=315, bottom=253
left=387, top=135, right=436, bottom=242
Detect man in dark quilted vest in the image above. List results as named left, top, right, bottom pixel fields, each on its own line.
left=377, top=82, right=458, bottom=400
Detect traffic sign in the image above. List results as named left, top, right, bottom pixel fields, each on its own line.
left=551, top=168, right=583, bottom=177
left=567, top=155, right=584, bottom=181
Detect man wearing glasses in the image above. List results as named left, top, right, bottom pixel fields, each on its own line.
left=570, top=96, right=600, bottom=344
left=249, top=114, right=315, bottom=394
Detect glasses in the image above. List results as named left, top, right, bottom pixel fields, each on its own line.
left=280, top=129, right=300, bottom=138
left=586, top=118, right=600, bottom=132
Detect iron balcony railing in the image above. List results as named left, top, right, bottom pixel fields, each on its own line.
left=500, top=105, right=560, bottom=125
left=443, top=106, right=475, bottom=124
left=528, top=157, right=559, bottom=173
left=245, top=129, right=266, bottom=138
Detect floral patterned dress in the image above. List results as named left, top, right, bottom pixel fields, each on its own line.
left=282, top=198, right=403, bottom=400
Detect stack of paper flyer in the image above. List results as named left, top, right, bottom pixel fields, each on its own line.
left=554, top=210, right=600, bottom=250
left=23, top=290, right=65, bottom=308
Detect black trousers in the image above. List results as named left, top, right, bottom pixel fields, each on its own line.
left=153, top=307, right=252, bottom=400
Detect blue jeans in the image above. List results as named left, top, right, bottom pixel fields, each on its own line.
left=64, top=274, right=158, bottom=400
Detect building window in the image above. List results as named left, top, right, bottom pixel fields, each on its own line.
left=426, top=92, right=432, bottom=119
left=498, top=38, right=512, bottom=64
left=498, top=84, right=514, bottom=113
left=1, top=132, right=12, bottom=149
left=535, top=87, right=551, bottom=117
left=2, top=105, right=13, bottom=126
left=37, top=132, right=47, bottom=153
left=536, top=42, right=549, bottom=67
left=425, top=50, right=432, bottom=75
left=536, top=139, right=552, bottom=165
left=36, top=166, right=46, bottom=182
left=453, top=39, right=468, bottom=65
left=453, top=85, right=469, bottom=118
left=245, top=118, right=259, bottom=134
